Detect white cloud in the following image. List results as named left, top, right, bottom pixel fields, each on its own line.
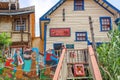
left=19, top=0, right=35, bottom=8
left=35, top=0, right=59, bottom=36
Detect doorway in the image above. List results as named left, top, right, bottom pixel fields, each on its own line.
left=53, top=43, right=63, bottom=57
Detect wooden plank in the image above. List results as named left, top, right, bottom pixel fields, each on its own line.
left=67, top=76, right=93, bottom=79
left=88, top=46, right=102, bottom=80
left=53, top=49, right=66, bottom=80
left=67, top=62, right=88, bottom=65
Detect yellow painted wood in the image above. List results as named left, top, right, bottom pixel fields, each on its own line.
left=30, top=13, right=35, bottom=39
left=39, top=20, right=50, bottom=52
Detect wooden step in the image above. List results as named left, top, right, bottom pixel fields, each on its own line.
left=67, top=76, right=93, bottom=80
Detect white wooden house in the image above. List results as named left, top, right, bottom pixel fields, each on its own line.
left=39, top=0, right=120, bottom=53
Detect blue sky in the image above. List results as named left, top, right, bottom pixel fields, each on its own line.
left=19, top=0, right=120, bottom=36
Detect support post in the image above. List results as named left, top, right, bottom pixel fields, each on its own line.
left=89, top=16, right=98, bottom=62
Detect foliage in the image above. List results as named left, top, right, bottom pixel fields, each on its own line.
left=0, top=32, right=12, bottom=49
left=97, top=29, right=120, bottom=80
left=0, top=32, right=12, bottom=57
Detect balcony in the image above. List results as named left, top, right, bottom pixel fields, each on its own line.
left=0, top=6, right=34, bottom=15
left=0, top=31, right=30, bottom=47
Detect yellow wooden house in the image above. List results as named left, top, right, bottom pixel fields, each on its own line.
left=39, top=0, right=120, bottom=53
left=0, top=0, right=35, bottom=48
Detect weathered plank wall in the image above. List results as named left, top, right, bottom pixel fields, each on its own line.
left=0, top=15, right=30, bottom=42
left=46, top=0, right=116, bottom=50
left=30, top=13, right=35, bottom=39
left=0, top=16, right=12, bottom=32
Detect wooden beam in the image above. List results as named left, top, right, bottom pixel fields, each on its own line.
left=10, top=45, right=27, bottom=48
left=101, top=2, right=105, bottom=5
left=12, top=41, right=28, bottom=44
left=28, top=14, right=30, bottom=46
left=67, top=77, right=93, bottom=79
left=68, top=77, right=93, bottom=79
left=88, top=46, right=102, bottom=80
left=89, top=16, right=98, bottom=62
left=106, top=5, right=109, bottom=9
left=67, top=62, right=88, bottom=65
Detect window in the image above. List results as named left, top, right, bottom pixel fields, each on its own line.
left=74, top=0, right=84, bottom=11
left=100, top=17, right=112, bottom=31
left=14, top=19, right=26, bottom=31
left=75, top=32, right=87, bottom=41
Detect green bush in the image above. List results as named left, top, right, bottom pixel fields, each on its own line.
left=0, top=32, right=12, bottom=49
left=97, top=29, right=120, bottom=80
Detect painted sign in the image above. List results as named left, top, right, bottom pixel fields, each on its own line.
left=50, top=28, right=70, bottom=37
left=66, top=44, right=74, bottom=49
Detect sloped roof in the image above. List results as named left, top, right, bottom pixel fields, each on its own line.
left=40, top=0, right=120, bottom=20
left=103, top=0, right=120, bottom=13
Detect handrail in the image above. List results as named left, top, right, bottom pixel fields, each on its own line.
left=88, top=45, right=102, bottom=80
left=53, top=48, right=66, bottom=80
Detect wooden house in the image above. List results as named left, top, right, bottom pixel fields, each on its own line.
left=0, top=0, right=35, bottom=48
left=39, top=0, right=120, bottom=53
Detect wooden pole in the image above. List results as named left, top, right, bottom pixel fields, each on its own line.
left=89, top=16, right=98, bottom=62
left=20, top=16, right=24, bottom=54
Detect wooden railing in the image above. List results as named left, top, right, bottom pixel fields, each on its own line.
left=53, top=49, right=67, bottom=80
left=53, top=48, right=89, bottom=80
left=88, top=45, right=102, bottom=80
left=66, top=49, right=88, bottom=63
left=53, top=46, right=102, bottom=80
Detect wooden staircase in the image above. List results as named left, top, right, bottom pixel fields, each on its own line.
left=66, top=49, right=93, bottom=80
left=53, top=46, right=102, bottom=80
